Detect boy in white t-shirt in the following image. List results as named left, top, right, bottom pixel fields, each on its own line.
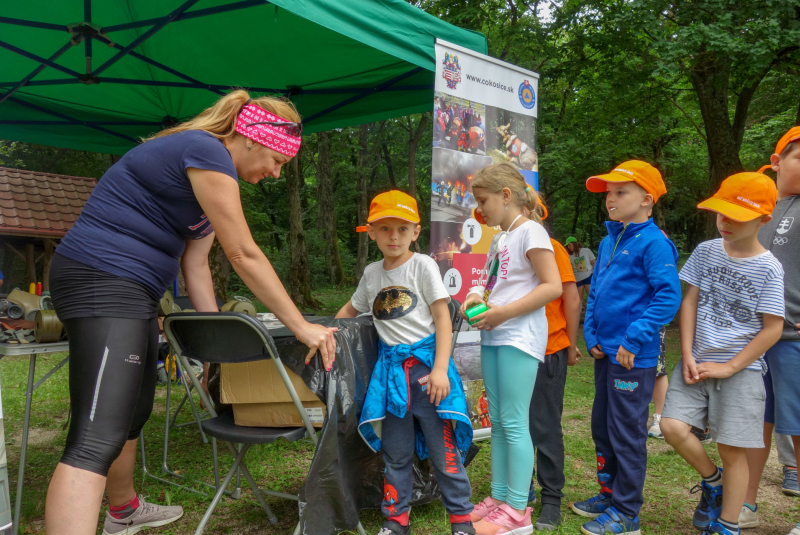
left=660, top=172, right=785, bottom=535
left=336, top=190, right=474, bottom=535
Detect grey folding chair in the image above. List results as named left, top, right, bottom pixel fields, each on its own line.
left=163, top=312, right=366, bottom=534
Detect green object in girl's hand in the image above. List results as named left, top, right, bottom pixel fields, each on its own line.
left=466, top=303, right=488, bottom=325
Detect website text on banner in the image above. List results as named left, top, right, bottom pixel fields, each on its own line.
left=430, top=39, right=539, bottom=430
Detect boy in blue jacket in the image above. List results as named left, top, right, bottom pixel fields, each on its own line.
left=336, top=190, right=474, bottom=535
left=570, top=161, right=681, bottom=535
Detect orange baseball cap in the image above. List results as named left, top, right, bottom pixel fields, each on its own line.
left=356, top=190, right=420, bottom=232
left=586, top=160, right=667, bottom=202
left=697, top=172, right=777, bottom=221
left=775, top=126, right=800, bottom=156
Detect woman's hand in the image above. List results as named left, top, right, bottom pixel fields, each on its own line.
left=298, top=322, right=339, bottom=371
left=427, top=369, right=451, bottom=406
left=470, top=304, right=509, bottom=331
left=459, top=294, right=484, bottom=319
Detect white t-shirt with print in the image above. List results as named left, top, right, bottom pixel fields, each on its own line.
left=350, top=253, right=451, bottom=347
left=479, top=220, right=554, bottom=361
left=570, top=247, right=596, bottom=282
left=679, top=238, right=785, bottom=371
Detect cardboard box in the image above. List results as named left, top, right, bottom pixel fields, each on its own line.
left=220, top=359, right=326, bottom=428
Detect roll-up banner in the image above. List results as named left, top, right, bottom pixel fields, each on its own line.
left=431, top=39, right=539, bottom=431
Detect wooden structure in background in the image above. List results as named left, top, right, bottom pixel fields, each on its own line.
left=0, top=167, right=97, bottom=290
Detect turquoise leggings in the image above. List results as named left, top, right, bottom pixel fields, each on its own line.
left=481, top=345, right=539, bottom=510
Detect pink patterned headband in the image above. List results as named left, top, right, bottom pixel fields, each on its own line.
left=235, top=103, right=302, bottom=158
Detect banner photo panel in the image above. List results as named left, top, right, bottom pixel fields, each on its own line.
left=431, top=39, right=539, bottom=430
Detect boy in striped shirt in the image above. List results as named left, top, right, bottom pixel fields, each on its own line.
left=661, top=171, right=785, bottom=535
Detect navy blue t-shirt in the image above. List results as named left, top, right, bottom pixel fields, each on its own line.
left=57, top=130, right=238, bottom=298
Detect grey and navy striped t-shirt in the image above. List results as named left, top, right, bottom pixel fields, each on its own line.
left=680, top=238, right=785, bottom=371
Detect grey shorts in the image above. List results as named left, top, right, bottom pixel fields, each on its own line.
left=662, top=360, right=765, bottom=448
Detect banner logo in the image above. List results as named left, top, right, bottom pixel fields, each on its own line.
left=518, top=80, right=535, bottom=109
left=442, top=53, right=462, bottom=90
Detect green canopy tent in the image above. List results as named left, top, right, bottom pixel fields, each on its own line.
left=0, top=0, right=486, bottom=154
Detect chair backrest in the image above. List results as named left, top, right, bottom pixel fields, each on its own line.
left=448, top=297, right=463, bottom=333
left=163, top=312, right=318, bottom=437
left=163, top=312, right=279, bottom=364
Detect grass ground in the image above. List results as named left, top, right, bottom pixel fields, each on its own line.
left=2, top=287, right=798, bottom=534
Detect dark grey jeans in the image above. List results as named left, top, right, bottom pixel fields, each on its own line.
left=529, top=348, right=569, bottom=506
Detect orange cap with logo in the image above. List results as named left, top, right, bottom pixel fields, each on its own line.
left=586, top=160, right=667, bottom=202
left=356, top=190, right=420, bottom=232
left=757, top=127, right=800, bottom=174
left=697, top=172, right=777, bottom=222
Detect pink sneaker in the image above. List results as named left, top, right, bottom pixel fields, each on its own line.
left=473, top=504, right=532, bottom=535
left=470, top=497, right=501, bottom=522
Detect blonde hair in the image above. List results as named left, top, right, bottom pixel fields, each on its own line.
left=144, top=89, right=301, bottom=142
left=472, top=162, right=545, bottom=224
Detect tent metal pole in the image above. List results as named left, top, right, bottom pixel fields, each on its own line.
left=0, top=40, right=76, bottom=105
left=101, top=0, right=269, bottom=33
left=92, top=0, right=202, bottom=77
left=0, top=17, right=67, bottom=32
left=84, top=0, right=92, bottom=74
left=6, top=96, right=139, bottom=143
left=304, top=67, right=424, bottom=124
left=0, top=120, right=166, bottom=126
left=0, top=40, right=81, bottom=78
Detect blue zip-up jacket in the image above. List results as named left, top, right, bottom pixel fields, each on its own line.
left=584, top=218, right=681, bottom=368
left=357, top=333, right=473, bottom=461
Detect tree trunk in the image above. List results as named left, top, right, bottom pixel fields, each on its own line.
left=2, top=241, right=13, bottom=289
left=42, top=239, right=54, bottom=291
left=570, top=192, right=582, bottom=235
left=355, top=124, right=371, bottom=280
left=407, top=114, right=429, bottom=200
left=796, top=96, right=800, bottom=125
left=286, top=146, right=321, bottom=310
left=209, top=238, right=231, bottom=302
left=316, top=131, right=345, bottom=286
left=381, top=142, right=397, bottom=188
left=688, top=53, right=744, bottom=193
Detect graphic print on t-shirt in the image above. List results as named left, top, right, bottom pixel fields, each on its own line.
left=372, top=286, right=418, bottom=320
left=574, top=255, right=588, bottom=272
left=699, top=284, right=753, bottom=326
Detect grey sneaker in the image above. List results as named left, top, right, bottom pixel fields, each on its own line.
left=648, top=414, right=663, bottom=439
left=783, top=467, right=800, bottom=497
left=738, top=504, right=759, bottom=529
left=102, top=495, right=183, bottom=535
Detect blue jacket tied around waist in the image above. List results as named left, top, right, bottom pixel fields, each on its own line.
left=358, top=333, right=473, bottom=461
left=584, top=218, right=681, bottom=368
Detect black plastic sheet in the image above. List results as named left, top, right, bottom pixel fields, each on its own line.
left=265, top=316, right=476, bottom=535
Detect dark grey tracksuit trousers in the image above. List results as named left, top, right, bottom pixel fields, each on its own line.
left=528, top=348, right=569, bottom=506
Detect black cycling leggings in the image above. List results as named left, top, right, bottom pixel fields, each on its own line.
left=59, top=316, right=159, bottom=476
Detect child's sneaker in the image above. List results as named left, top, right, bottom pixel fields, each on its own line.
left=570, top=494, right=612, bottom=519
left=703, top=520, right=739, bottom=535
left=377, top=520, right=410, bottom=535
left=692, top=426, right=713, bottom=445
left=691, top=479, right=723, bottom=531
left=470, top=497, right=501, bottom=523
left=783, top=467, right=800, bottom=497
left=737, top=504, right=758, bottom=529
left=648, top=414, right=663, bottom=439
left=473, top=504, right=532, bottom=535
left=579, top=506, right=640, bottom=535
left=452, top=522, right=476, bottom=535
